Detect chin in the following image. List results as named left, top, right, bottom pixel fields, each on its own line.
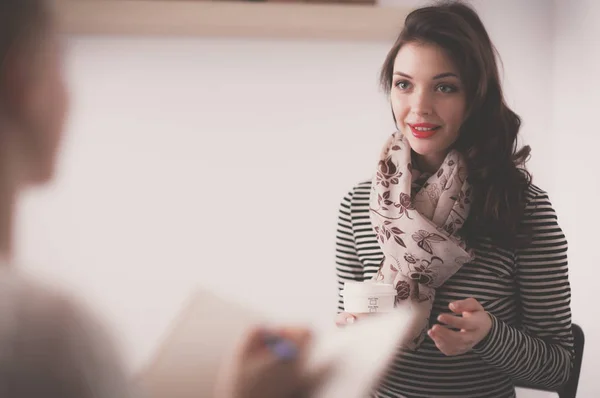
left=26, top=173, right=53, bottom=187
left=26, top=160, right=57, bottom=186
left=404, top=137, right=440, bottom=156
left=403, top=132, right=456, bottom=157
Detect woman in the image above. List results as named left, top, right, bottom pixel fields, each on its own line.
left=0, top=1, right=315, bottom=397
left=335, top=2, right=573, bottom=398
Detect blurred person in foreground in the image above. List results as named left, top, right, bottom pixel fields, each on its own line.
left=0, top=1, right=315, bottom=397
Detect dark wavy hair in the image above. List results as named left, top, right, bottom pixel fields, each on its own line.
left=380, top=1, right=532, bottom=248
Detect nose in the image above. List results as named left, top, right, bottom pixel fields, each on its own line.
left=410, top=89, right=433, bottom=116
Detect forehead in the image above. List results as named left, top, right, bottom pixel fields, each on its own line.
left=393, top=42, right=459, bottom=78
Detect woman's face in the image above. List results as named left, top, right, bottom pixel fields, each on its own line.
left=2, top=28, right=69, bottom=186
left=390, top=41, right=466, bottom=163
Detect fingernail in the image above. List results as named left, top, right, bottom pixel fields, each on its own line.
left=450, top=303, right=456, bottom=310
left=346, top=316, right=355, bottom=324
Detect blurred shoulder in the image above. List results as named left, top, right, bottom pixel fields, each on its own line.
left=0, top=268, right=130, bottom=398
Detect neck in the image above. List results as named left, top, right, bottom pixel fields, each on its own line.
left=413, top=151, right=447, bottom=174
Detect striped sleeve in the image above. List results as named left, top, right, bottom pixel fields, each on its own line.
left=335, top=189, right=364, bottom=313
left=473, top=190, right=574, bottom=389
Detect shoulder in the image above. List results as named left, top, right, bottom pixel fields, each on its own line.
left=522, top=184, right=559, bottom=219
left=0, top=269, right=129, bottom=397
left=341, top=180, right=372, bottom=201
left=517, top=184, right=567, bottom=253
left=338, top=180, right=372, bottom=213
left=0, top=269, right=112, bottom=354
left=524, top=183, right=550, bottom=203
left=0, top=268, right=75, bottom=323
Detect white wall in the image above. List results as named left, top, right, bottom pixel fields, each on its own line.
left=17, top=37, right=395, bottom=371
left=551, top=0, right=600, bottom=396
left=14, top=0, right=594, bottom=396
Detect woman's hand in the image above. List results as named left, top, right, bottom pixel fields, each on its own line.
left=215, top=326, right=324, bottom=398
left=335, top=312, right=371, bottom=327
left=428, top=298, right=492, bottom=356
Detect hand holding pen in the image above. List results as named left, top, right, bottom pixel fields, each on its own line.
left=215, top=327, right=328, bottom=398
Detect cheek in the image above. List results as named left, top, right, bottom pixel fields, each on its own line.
left=439, top=100, right=466, bottom=135
left=390, top=94, right=410, bottom=123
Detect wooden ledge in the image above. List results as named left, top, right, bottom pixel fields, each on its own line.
left=56, top=0, right=409, bottom=41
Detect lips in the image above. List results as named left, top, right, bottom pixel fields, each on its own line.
left=408, top=123, right=441, bottom=139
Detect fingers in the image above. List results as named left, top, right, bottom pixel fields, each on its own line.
left=240, top=355, right=305, bottom=398
left=430, top=299, right=489, bottom=357
left=428, top=324, right=454, bottom=354
left=429, top=324, right=457, bottom=340
left=449, top=297, right=483, bottom=314
left=262, top=327, right=314, bottom=364
left=294, top=364, right=334, bottom=398
left=236, top=327, right=309, bottom=362
left=219, top=326, right=317, bottom=398
left=274, top=328, right=311, bottom=348
left=263, top=330, right=321, bottom=398
left=437, top=313, right=472, bottom=331
left=335, top=312, right=357, bottom=327
left=428, top=324, right=476, bottom=356
left=235, top=327, right=271, bottom=358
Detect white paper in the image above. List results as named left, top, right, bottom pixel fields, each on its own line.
left=137, top=288, right=413, bottom=398
left=136, top=289, right=263, bottom=398
left=306, top=310, right=413, bottom=398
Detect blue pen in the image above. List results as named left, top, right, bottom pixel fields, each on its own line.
left=263, top=334, right=298, bottom=361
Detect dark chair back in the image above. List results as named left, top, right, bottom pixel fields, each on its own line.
left=560, top=323, right=585, bottom=398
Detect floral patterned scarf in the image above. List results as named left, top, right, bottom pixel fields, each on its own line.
left=370, top=132, right=474, bottom=350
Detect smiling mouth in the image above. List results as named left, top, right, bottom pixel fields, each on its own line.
left=408, top=123, right=441, bottom=139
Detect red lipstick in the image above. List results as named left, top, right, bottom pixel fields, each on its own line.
left=408, top=123, right=441, bottom=139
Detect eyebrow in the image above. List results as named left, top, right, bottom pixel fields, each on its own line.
left=393, top=72, right=459, bottom=80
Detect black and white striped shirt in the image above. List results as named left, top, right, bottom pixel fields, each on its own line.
left=335, top=181, right=573, bottom=398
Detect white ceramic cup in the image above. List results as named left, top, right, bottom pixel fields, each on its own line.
left=341, top=281, right=397, bottom=314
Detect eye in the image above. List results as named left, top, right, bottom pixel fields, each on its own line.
left=395, top=80, right=412, bottom=90
left=436, top=84, right=458, bottom=93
